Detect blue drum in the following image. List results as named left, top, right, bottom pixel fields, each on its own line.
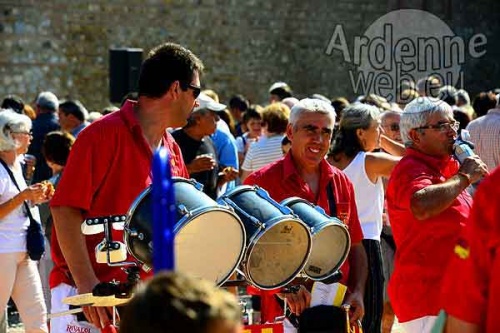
left=281, top=197, right=351, bottom=281
left=220, top=186, right=312, bottom=290
left=124, top=177, right=246, bottom=286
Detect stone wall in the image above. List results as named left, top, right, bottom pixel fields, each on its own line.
left=0, top=0, right=498, bottom=110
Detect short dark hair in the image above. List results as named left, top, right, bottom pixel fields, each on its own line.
left=228, top=95, right=249, bottom=112
left=120, top=272, right=241, bottom=333
left=472, top=91, right=497, bottom=117
left=59, top=100, right=88, bottom=122
left=42, top=131, right=75, bottom=166
left=138, top=43, right=204, bottom=98
left=242, top=107, right=262, bottom=124
left=1, top=95, right=25, bottom=114
left=270, top=87, right=292, bottom=100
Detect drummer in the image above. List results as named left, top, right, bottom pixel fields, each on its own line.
left=49, top=43, right=203, bottom=332
left=244, top=98, right=367, bottom=331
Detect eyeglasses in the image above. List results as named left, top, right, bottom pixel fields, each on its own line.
left=12, top=131, right=33, bottom=137
left=414, top=121, right=459, bottom=133
left=181, top=82, right=201, bottom=99
left=384, top=123, right=400, bottom=132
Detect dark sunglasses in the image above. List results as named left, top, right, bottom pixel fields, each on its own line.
left=180, top=82, right=201, bottom=99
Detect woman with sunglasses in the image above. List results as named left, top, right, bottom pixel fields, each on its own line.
left=328, top=103, right=405, bottom=333
left=0, top=109, right=54, bottom=333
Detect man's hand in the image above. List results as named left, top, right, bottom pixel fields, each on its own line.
left=218, top=167, right=239, bottom=186
left=277, top=285, right=311, bottom=316
left=458, top=156, right=489, bottom=184
left=343, top=290, right=365, bottom=323
left=187, top=155, right=216, bottom=174
left=77, top=279, right=115, bottom=329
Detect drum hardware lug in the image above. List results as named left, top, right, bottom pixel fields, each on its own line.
left=177, top=204, right=190, bottom=216
left=138, top=233, right=145, bottom=241
left=126, top=228, right=139, bottom=238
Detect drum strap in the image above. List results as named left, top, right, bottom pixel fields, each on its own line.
left=326, top=181, right=337, bottom=218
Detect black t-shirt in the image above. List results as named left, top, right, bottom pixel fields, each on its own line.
left=172, top=129, right=219, bottom=199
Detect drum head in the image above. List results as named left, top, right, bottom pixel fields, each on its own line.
left=246, top=218, right=311, bottom=289
left=305, top=224, right=350, bottom=279
left=176, top=208, right=245, bottom=285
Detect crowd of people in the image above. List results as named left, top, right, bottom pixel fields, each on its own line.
left=0, top=41, right=498, bottom=333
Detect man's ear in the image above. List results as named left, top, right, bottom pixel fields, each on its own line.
left=408, top=128, right=421, bottom=144
left=167, top=80, right=181, bottom=100
left=286, top=123, right=294, bottom=142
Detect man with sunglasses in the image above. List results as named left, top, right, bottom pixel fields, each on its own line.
left=385, top=97, right=488, bottom=333
left=49, top=43, right=204, bottom=332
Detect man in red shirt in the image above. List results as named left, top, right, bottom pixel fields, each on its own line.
left=441, top=166, right=500, bottom=332
left=50, top=43, right=204, bottom=331
left=386, top=97, right=488, bottom=333
left=244, top=98, right=367, bottom=331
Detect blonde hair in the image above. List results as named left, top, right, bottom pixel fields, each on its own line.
left=0, top=109, right=32, bottom=151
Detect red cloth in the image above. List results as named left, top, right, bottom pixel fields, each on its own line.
left=244, top=152, right=363, bottom=324
left=386, top=148, right=472, bottom=322
left=49, top=100, right=189, bottom=288
left=441, top=166, right=500, bottom=332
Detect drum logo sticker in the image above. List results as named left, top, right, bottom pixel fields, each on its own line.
left=308, top=265, right=322, bottom=274
left=281, top=224, right=293, bottom=234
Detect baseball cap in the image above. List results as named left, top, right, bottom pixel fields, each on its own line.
left=193, top=92, right=226, bottom=113
left=36, top=91, right=59, bottom=111
left=269, top=81, right=292, bottom=93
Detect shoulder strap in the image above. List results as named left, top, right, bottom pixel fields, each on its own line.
left=0, top=158, right=37, bottom=225
left=326, top=181, right=337, bottom=218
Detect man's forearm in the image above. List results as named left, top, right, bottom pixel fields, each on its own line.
left=51, top=206, right=99, bottom=290
left=348, top=243, right=368, bottom=295
left=411, top=175, right=469, bottom=220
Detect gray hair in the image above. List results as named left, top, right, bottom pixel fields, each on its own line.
left=289, top=98, right=336, bottom=127
left=0, top=109, right=32, bottom=151
left=400, top=97, right=453, bottom=146
left=339, top=103, right=380, bottom=130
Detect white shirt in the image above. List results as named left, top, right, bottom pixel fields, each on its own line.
left=0, top=158, right=41, bottom=253
left=241, top=135, right=284, bottom=172
left=343, top=152, right=384, bottom=240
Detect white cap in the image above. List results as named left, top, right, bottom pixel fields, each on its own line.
left=193, top=92, right=226, bottom=113
left=269, top=81, right=291, bottom=93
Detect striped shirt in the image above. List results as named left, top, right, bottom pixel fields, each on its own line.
left=241, top=134, right=284, bottom=172
left=466, top=108, right=500, bottom=171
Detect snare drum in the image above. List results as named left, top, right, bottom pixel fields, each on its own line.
left=281, top=197, right=350, bottom=281
left=124, top=177, right=246, bottom=285
left=220, top=186, right=312, bottom=290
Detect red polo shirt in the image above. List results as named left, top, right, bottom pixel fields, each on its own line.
left=244, top=152, right=363, bottom=323
left=49, top=100, right=189, bottom=288
left=441, top=166, right=500, bottom=332
left=386, top=148, right=472, bottom=323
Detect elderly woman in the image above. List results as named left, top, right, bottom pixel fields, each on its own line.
left=328, top=103, right=404, bottom=333
left=0, top=109, right=52, bottom=333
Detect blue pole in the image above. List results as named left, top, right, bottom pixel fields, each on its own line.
left=152, top=147, right=176, bottom=273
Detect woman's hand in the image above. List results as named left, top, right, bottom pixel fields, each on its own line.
left=23, top=182, right=53, bottom=204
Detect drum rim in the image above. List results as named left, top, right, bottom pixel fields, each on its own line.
left=243, top=216, right=312, bottom=290
left=124, top=190, right=247, bottom=285
left=222, top=184, right=259, bottom=198
left=305, top=224, right=351, bottom=281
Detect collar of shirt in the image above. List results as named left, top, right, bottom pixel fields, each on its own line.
left=282, top=152, right=334, bottom=203
left=487, top=108, right=500, bottom=116
left=406, top=147, right=459, bottom=178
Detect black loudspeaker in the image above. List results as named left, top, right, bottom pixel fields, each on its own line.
left=109, top=48, right=143, bottom=104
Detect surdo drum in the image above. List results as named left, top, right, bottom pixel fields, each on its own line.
left=219, top=186, right=312, bottom=290
left=281, top=197, right=350, bottom=281
left=124, top=177, right=246, bottom=285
